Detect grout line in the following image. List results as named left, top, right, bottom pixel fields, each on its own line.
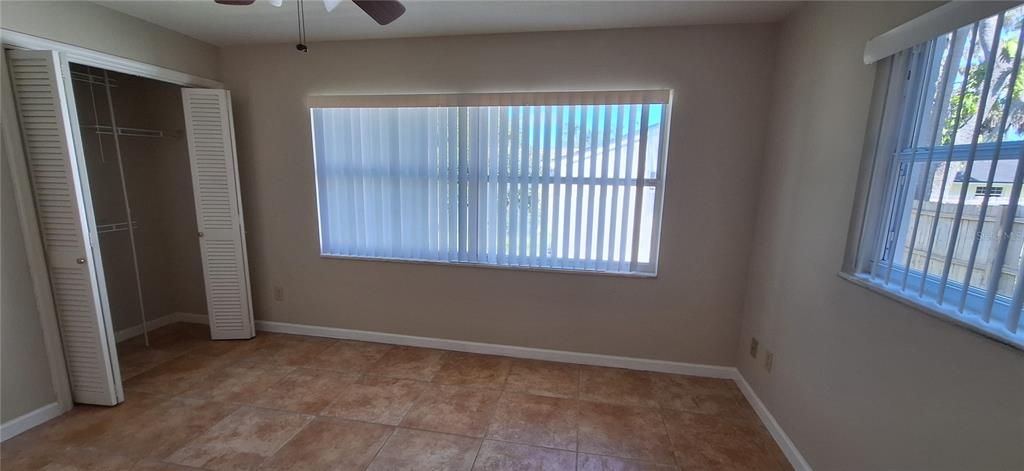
left=362, top=426, right=397, bottom=471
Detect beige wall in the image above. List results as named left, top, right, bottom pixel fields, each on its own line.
left=1, top=142, right=56, bottom=423
left=0, top=0, right=220, bottom=80
left=220, top=25, right=778, bottom=365
left=738, top=2, right=1024, bottom=470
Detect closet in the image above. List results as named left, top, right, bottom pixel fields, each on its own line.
left=4, top=49, right=255, bottom=407
left=70, top=64, right=206, bottom=347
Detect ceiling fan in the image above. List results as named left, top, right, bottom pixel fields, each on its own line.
left=214, top=0, right=405, bottom=52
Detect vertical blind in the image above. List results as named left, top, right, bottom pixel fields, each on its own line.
left=310, top=91, right=670, bottom=275
left=867, top=4, right=1024, bottom=344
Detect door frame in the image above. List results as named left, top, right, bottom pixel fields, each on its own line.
left=1, top=29, right=224, bottom=412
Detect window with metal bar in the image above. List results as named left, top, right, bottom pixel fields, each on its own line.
left=309, top=91, right=671, bottom=275
left=858, top=5, right=1024, bottom=347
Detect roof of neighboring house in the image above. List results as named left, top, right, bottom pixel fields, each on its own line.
left=955, top=160, right=1019, bottom=184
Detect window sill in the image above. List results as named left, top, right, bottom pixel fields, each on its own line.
left=837, top=271, right=1024, bottom=351
left=319, top=253, right=659, bottom=279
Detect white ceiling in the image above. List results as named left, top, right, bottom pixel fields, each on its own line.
left=97, top=0, right=799, bottom=46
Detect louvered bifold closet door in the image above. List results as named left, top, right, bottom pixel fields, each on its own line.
left=182, top=89, right=254, bottom=339
left=6, top=50, right=120, bottom=405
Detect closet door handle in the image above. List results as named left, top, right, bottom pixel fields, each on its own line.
left=198, top=231, right=204, bottom=238
left=76, top=257, right=86, bottom=264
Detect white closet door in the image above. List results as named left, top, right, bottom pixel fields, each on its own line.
left=182, top=88, right=255, bottom=340
left=5, top=50, right=121, bottom=405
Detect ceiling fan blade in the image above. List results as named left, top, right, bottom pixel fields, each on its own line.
left=214, top=0, right=256, bottom=5
left=353, top=0, right=405, bottom=25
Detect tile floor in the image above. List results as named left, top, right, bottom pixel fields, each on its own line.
left=1, top=323, right=791, bottom=470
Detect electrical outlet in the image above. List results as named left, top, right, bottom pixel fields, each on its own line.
left=764, top=351, right=774, bottom=372
left=749, top=337, right=759, bottom=358
left=273, top=286, right=284, bottom=302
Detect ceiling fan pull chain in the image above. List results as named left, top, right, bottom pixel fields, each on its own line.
left=296, top=0, right=309, bottom=52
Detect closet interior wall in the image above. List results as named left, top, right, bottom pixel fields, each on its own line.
left=71, top=64, right=207, bottom=334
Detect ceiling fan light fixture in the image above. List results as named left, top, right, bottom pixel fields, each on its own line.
left=322, top=0, right=342, bottom=13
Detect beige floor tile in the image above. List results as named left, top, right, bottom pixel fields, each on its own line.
left=246, top=334, right=334, bottom=367
left=320, top=375, right=427, bottom=425
left=433, top=352, right=511, bottom=389
left=504, top=359, right=580, bottom=399
left=126, top=353, right=236, bottom=396
left=577, top=402, right=674, bottom=464
left=260, top=417, right=393, bottom=471
left=649, top=373, right=748, bottom=416
left=34, top=392, right=170, bottom=451
left=305, top=339, right=393, bottom=372
left=579, top=367, right=659, bottom=408
left=366, top=428, right=480, bottom=471
left=577, top=453, right=680, bottom=471
left=105, top=396, right=240, bottom=460
left=661, top=408, right=790, bottom=471
left=369, top=345, right=446, bottom=381
left=251, top=368, right=359, bottom=414
left=186, top=363, right=295, bottom=403
left=117, top=346, right=187, bottom=381
left=471, top=440, right=576, bottom=470
left=15, top=325, right=783, bottom=471
left=131, top=459, right=202, bottom=470
left=486, top=392, right=578, bottom=451
left=401, top=384, right=502, bottom=437
left=2, top=446, right=138, bottom=470
left=165, top=406, right=313, bottom=471
left=188, top=337, right=264, bottom=360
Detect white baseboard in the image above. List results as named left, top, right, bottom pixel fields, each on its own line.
left=0, top=402, right=64, bottom=442
left=733, top=373, right=812, bottom=471
left=113, top=312, right=182, bottom=342
left=172, top=316, right=809, bottom=469
left=253, top=319, right=735, bottom=379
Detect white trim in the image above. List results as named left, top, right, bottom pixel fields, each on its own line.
left=253, top=319, right=734, bottom=378
left=863, top=1, right=1022, bottom=64
left=113, top=313, right=184, bottom=342
left=733, top=373, right=813, bottom=471
left=0, top=29, right=223, bottom=88
left=1, top=49, right=74, bottom=413
left=0, top=402, right=64, bottom=442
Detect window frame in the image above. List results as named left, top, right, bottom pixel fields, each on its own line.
left=843, top=42, right=1024, bottom=350
left=308, top=91, right=673, bottom=278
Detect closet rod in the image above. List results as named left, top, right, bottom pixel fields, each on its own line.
left=82, top=124, right=165, bottom=138
left=98, top=68, right=151, bottom=347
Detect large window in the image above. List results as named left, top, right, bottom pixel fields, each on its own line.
left=310, top=91, right=671, bottom=275
left=852, top=5, right=1024, bottom=348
